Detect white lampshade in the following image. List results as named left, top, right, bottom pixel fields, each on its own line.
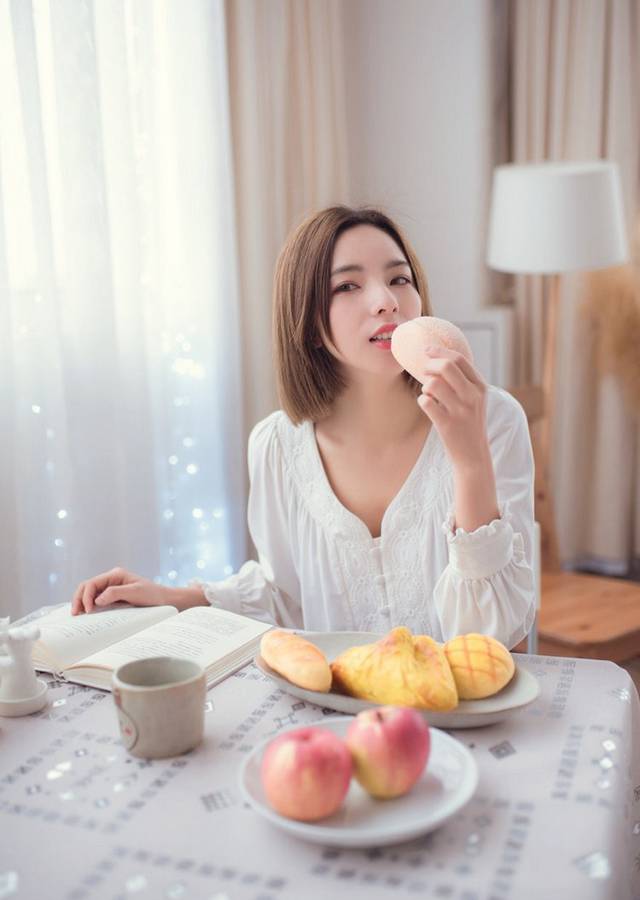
left=487, top=161, right=629, bottom=274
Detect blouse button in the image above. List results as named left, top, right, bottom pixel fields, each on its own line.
left=380, top=605, right=390, bottom=615
left=374, top=575, right=385, bottom=585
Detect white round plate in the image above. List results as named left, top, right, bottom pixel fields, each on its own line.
left=255, top=631, right=540, bottom=729
left=239, top=717, right=478, bottom=848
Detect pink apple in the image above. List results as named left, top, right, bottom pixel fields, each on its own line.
left=345, top=706, right=430, bottom=799
left=260, top=726, right=353, bottom=821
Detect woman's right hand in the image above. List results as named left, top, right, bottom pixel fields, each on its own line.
left=71, top=567, right=205, bottom=615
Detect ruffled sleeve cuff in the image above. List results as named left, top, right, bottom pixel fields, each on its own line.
left=188, top=562, right=277, bottom=625
left=442, top=503, right=514, bottom=580
left=188, top=577, right=240, bottom=613
left=188, top=560, right=302, bottom=628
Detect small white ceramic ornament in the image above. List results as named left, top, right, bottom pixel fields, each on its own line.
left=0, top=624, right=49, bottom=716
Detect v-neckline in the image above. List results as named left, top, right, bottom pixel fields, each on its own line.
left=306, top=420, right=436, bottom=543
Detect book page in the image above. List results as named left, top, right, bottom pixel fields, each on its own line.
left=32, top=603, right=178, bottom=672
left=69, top=606, right=272, bottom=672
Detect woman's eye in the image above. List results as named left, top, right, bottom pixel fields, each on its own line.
left=333, top=277, right=411, bottom=293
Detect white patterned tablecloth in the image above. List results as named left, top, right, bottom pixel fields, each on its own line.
left=0, top=647, right=639, bottom=900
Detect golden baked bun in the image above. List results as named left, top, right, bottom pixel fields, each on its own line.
left=260, top=630, right=332, bottom=692
left=443, top=633, right=515, bottom=699
left=330, top=626, right=458, bottom=711
left=390, top=316, right=474, bottom=384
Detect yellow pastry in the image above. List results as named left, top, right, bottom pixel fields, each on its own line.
left=443, top=633, right=515, bottom=699
left=330, top=626, right=458, bottom=711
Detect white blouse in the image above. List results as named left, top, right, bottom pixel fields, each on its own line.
left=198, top=385, right=537, bottom=649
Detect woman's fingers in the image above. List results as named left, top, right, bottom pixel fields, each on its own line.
left=421, top=375, right=457, bottom=412
left=93, top=583, right=153, bottom=609
left=81, top=579, right=102, bottom=614
left=418, top=391, right=447, bottom=426
left=424, top=347, right=486, bottom=390
left=71, top=568, right=137, bottom=615
left=71, top=582, right=86, bottom=616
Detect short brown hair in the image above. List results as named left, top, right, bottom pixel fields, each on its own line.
left=273, top=206, right=432, bottom=425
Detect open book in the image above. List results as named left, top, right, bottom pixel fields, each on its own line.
left=31, top=603, right=273, bottom=691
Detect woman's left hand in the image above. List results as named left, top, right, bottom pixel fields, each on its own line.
left=417, top=346, right=490, bottom=471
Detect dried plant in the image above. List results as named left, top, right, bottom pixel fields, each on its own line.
left=581, top=221, right=640, bottom=417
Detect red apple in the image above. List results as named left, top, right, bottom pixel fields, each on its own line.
left=260, top=726, right=352, bottom=821
left=345, top=706, right=430, bottom=799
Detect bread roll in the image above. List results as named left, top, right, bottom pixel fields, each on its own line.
left=260, top=630, right=332, bottom=692
left=390, top=316, right=474, bottom=384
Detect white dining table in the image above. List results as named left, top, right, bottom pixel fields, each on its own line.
left=1, top=619, right=639, bottom=900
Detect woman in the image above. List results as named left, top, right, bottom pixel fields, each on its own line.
left=72, top=206, right=535, bottom=648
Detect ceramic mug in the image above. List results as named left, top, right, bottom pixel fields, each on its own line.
left=112, top=656, right=206, bottom=759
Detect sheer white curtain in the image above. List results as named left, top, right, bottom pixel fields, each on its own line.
left=224, top=0, right=349, bottom=556
left=0, top=0, right=246, bottom=620
left=225, top=0, right=349, bottom=438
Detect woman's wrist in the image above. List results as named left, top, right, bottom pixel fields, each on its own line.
left=450, top=439, right=493, bottom=478
left=171, top=585, right=209, bottom=611
left=452, top=452, right=500, bottom=533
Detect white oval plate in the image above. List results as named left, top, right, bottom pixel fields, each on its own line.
left=239, top=717, right=478, bottom=848
left=255, top=631, right=540, bottom=729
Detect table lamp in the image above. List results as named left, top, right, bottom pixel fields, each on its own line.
left=486, top=161, right=629, bottom=569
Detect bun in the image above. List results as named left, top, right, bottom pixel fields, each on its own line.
left=330, top=627, right=459, bottom=711
left=443, top=633, right=515, bottom=699
left=391, top=316, right=474, bottom=383
left=260, top=630, right=332, bottom=692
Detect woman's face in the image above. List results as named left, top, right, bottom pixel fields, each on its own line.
left=324, top=224, right=422, bottom=377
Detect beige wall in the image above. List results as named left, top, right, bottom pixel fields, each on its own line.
left=341, top=0, right=496, bottom=324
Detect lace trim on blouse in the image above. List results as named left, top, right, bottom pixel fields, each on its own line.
left=275, top=415, right=453, bottom=634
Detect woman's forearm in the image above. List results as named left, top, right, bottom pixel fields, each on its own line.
left=451, top=445, right=500, bottom=533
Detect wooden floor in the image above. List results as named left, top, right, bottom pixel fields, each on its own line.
left=537, top=571, right=640, bottom=661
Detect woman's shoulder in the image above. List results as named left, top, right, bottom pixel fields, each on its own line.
left=487, top=384, right=529, bottom=441
left=248, top=409, right=306, bottom=466
left=485, top=385, right=529, bottom=434
left=487, top=384, right=529, bottom=443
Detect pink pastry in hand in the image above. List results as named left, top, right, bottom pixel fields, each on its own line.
left=390, top=316, right=474, bottom=384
